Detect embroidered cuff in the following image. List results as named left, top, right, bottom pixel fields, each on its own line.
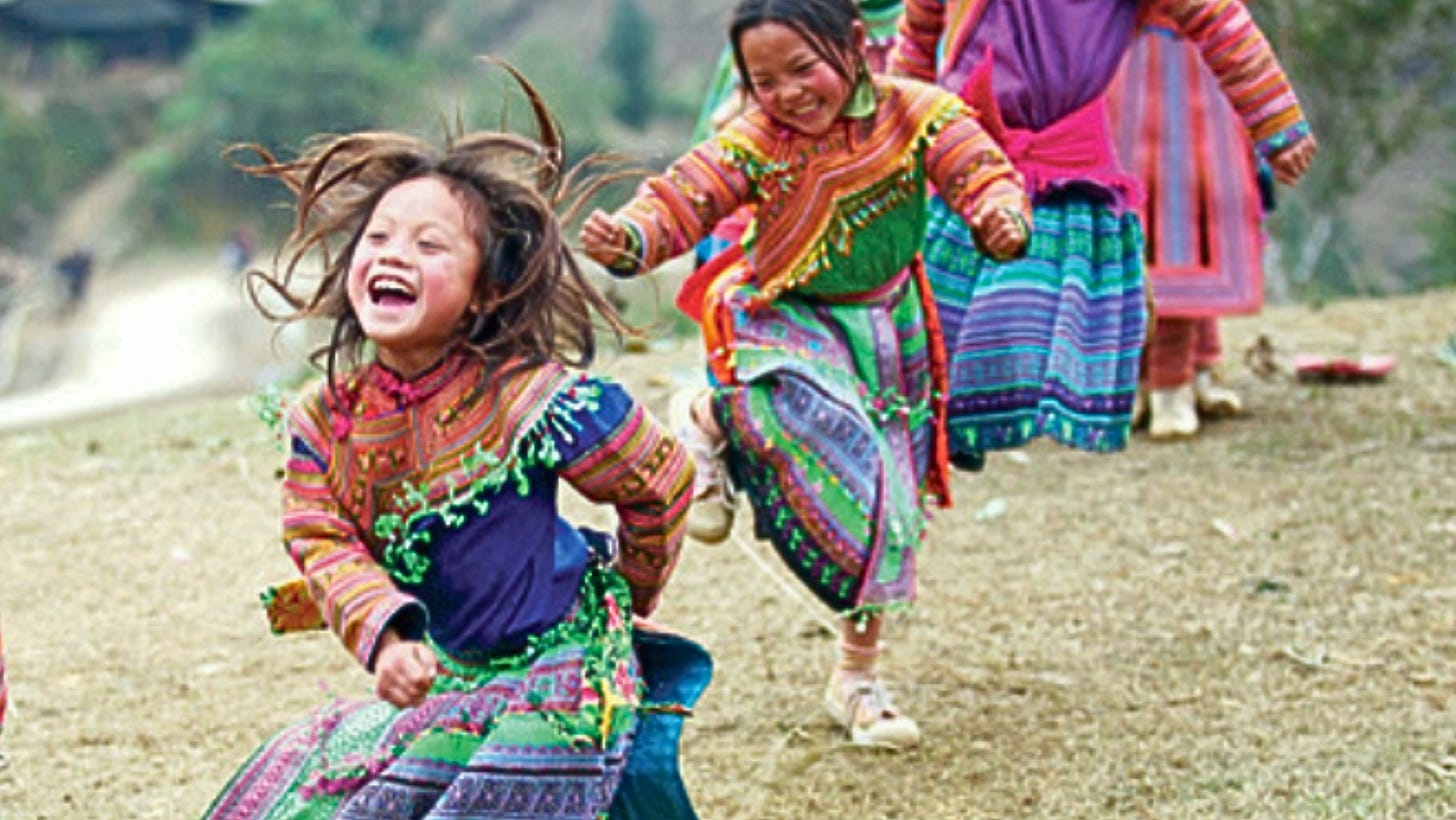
left=1256, top=120, right=1311, bottom=158
left=606, top=222, right=644, bottom=277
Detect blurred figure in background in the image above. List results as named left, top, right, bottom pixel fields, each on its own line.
left=219, top=226, right=255, bottom=276
left=1106, top=3, right=1290, bottom=439
left=54, top=248, right=94, bottom=312
left=888, top=0, right=1317, bottom=462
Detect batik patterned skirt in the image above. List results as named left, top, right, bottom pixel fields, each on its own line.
left=704, top=261, right=945, bottom=615
left=923, top=191, right=1147, bottom=460
left=204, top=568, right=641, bottom=820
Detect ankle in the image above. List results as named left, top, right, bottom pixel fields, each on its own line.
left=835, top=642, right=883, bottom=677
left=690, top=391, right=723, bottom=444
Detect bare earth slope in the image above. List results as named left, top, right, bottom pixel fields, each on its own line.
left=0, top=283, right=1452, bottom=818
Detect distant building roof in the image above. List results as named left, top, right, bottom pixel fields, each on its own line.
left=0, top=0, right=263, bottom=36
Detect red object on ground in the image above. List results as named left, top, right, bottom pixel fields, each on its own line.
left=1293, top=354, right=1397, bottom=383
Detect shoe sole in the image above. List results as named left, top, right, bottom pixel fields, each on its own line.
left=824, top=693, right=921, bottom=749
left=1196, top=399, right=1241, bottom=419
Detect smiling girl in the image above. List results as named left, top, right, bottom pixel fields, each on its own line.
left=203, top=72, right=697, bottom=819
left=581, top=0, right=1028, bottom=748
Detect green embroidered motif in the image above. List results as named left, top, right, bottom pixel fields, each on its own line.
left=373, top=380, right=604, bottom=584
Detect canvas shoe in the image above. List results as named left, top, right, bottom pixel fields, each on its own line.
left=668, top=388, right=736, bottom=544
left=824, top=670, right=921, bottom=749
left=1148, top=383, right=1198, bottom=440
left=1193, top=369, right=1243, bottom=418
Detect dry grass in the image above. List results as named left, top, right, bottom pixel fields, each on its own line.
left=0, top=288, right=1453, bottom=819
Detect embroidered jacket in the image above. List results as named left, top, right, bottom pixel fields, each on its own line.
left=613, top=75, right=1027, bottom=305
left=279, top=353, right=693, bottom=670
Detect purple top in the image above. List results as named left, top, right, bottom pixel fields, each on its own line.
left=944, top=0, right=1141, bottom=131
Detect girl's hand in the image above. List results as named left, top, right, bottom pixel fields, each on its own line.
left=972, top=205, right=1029, bottom=262
left=580, top=210, right=628, bottom=267
left=1269, top=134, right=1318, bottom=186
left=374, top=632, right=438, bottom=709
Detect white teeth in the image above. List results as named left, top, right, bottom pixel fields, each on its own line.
left=368, top=274, right=415, bottom=301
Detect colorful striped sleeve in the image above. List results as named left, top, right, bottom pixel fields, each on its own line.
left=919, top=87, right=1031, bottom=226
left=889, top=0, right=945, bottom=81
left=1161, top=0, right=1311, bottom=155
left=282, top=389, right=425, bottom=671
left=553, top=377, right=694, bottom=617
left=613, top=133, right=755, bottom=274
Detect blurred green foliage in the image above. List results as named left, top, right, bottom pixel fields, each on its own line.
left=3, top=0, right=1453, bottom=303
left=1252, top=0, right=1456, bottom=297
left=0, top=94, right=53, bottom=244
left=140, top=0, right=425, bottom=237
left=603, top=0, right=657, bottom=130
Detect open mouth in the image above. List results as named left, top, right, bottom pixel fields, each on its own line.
left=367, top=273, right=417, bottom=307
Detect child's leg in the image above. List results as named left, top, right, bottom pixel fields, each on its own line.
left=824, top=615, right=921, bottom=748
left=668, top=387, right=736, bottom=544
left=1192, top=318, right=1242, bottom=417
left=1144, top=316, right=1199, bottom=440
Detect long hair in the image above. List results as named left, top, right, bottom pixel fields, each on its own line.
left=228, top=62, right=632, bottom=395
left=728, top=0, right=864, bottom=97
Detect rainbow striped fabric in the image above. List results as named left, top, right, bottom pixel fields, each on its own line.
left=617, top=76, right=1026, bottom=306
left=613, top=76, right=1026, bottom=615
left=205, top=352, right=694, bottom=817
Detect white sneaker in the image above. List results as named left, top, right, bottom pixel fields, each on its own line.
left=668, top=388, right=736, bottom=544
left=1193, top=369, right=1243, bottom=418
left=1148, top=383, right=1198, bottom=440
left=824, top=671, right=921, bottom=749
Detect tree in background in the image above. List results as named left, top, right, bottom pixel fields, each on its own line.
left=140, top=0, right=421, bottom=236
left=602, top=0, right=656, bottom=130
left=1425, top=129, right=1456, bottom=290
left=0, top=94, right=52, bottom=247
left=1253, top=0, right=1456, bottom=299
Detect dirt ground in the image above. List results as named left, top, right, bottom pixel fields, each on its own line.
left=0, top=279, right=1453, bottom=818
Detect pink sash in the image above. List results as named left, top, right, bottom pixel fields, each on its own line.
left=960, top=48, right=1144, bottom=209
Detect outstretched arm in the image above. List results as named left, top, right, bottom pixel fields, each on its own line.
left=925, top=100, right=1032, bottom=261
left=1163, top=0, right=1317, bottom=183
left=583, top=135, right=753, bottom=276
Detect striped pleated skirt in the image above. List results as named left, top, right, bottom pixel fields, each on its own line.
left=705, top=261, right=944, bottom=616
left=203, top=568, right=640, bottom=820
left=923, top=190, right=1148, bottom=460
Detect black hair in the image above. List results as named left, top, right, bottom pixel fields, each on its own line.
left=728, top=0, right=864, bottom=97
left=227, top=63, right=632, bottom=395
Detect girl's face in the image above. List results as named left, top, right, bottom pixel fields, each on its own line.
left=347, top=176, right=481, bottom=377
left=739, top=21, right=861, bottom=137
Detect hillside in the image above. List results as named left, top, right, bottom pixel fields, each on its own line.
left=0, top=279, right=1452, bottom=817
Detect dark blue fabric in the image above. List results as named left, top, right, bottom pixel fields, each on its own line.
left=609, top=632, right=714, bottom=820
left=395, top=377, right=642, bottom=661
